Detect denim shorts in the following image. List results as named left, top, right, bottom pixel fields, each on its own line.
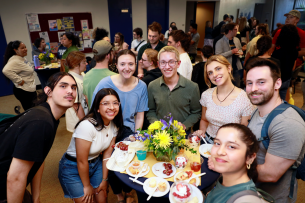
left=58, top=153, right=103, bottom=199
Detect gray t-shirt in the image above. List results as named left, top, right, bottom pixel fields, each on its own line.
left=189, top=32, right=200, bottom=54
left=248, top=107, right=305, bottom=203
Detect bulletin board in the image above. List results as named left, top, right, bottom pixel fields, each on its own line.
left=26, top=12, right=93, bottom=54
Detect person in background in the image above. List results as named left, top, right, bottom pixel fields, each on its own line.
left=164, top=22, right=176, bottom=40
left=163, top=25, right=177, bottom=45
left=215, top=23, right=243, bottom=87
left=213, top=24, right=226, bottom=53
left=139, top=48, right=162, bottom=86
left=57, top=34, right=67, bottom=60
left=85, top=56, right=92, bottom=73
left=189, top=23, right=200, bottom=63
left=239, top=17, right=251, bottom=43
left=92, top=27, right=109, bottom=48
left=272, top=24, right=300, bottom=100
left=32, top=38, right=47, bottom=58
left=249, top=18, right=259, bottom=41
left=192, top=45, right=213, bottom=96
left=212, top=14, right=230, bottom=39
left=245, top=58, right=305, bottom=203
left=92, top=50, right=148, bottom=203
left=131, top=28, right=147, bottom=56
left=244, top=23, right=269, bottom=65
left=205, top=124, right=261, bottom=203
left=114, top=32, right=129, bottom=55
left=204, top=21, right=213, bottom=47
left=61, top=32, right=80, bottom=72
left=65, top=51, right=88, bottom=132
left=58, top=88, right=123, bottom=203
left=167, top=30, right=192, bottom=80
left=3, top=41, right=37, bottom=111
left=137, top=21, right=165, bottom=78
left=83, top=40, right=116, bottom=109
left=193, top=55, right=254, bottom=144
left=147, top=46, right=201, bottom=135
left=0, top=72, right=76, bottom=203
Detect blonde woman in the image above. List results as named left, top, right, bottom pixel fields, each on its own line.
left=193, top=55, right=254, bottom=143
left=239, top=17, right=251, bottom=43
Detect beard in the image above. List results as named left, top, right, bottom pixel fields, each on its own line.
left=247, top=89, right=274, bottom=106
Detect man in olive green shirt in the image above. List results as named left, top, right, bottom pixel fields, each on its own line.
left=147, top=46, right=201, bottom=131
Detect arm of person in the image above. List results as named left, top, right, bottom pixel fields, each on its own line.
left=298, top=48, right=305, bottom=57
left=135, top=111, right=144, bottom=131
left=243, top=52, right=251, bottom=66
left=193, top=106, right=209, bottom=137
left=240, top=115, right=251, bottom=126
left=130, top=48, right=138, bottom=56
left=75, top=138, right=95, bottom=203
left=146, top=84, right=158, bottom=123
left=215, top=40, right=236, bottom=58
left=7, top=158, right=34, bottom=203
left=137, top=62, right=144, bottom=79
left=73, top=103, right=85, bottom=120
left=123, top=42, right=129, bottom=50
left=257, top=153, right=295, bottom=182
left=31, top=162, right=45, bottom=203
left=182, top=85, right=202, bottom=129
left=2, top=61, right=24, bottom=85
left=190, top=40, right=195, bottom=45
left=246, top=31, right=250, bottom=43
left=96, top=137, right=116, bottom=195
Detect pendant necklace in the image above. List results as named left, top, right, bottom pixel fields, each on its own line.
left=216, top=86, right=235, bottom=105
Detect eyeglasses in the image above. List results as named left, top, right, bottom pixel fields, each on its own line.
left=159, top=60, right=178, bottom=67
left=100, top=102, right=120, bottom=108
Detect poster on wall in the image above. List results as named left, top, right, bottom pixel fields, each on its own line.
left=63, top=17, right=75, bottom=32
left=81, top=20, right=90, bottom=39
left=89, top=29, right=94, bottom=39
left=26, top=14, right=41, bottom=32
left=49, top=42, right=60, bottom=53
left=39, top=32, right=50, bottom=43
left=57, top=31, right=65, bottom=42
left=84, top=40, right=92, bottom=48
left=48, top=20, right=58, bottom=31
left=74, top=31, right=84, bottom=51
left=57, top=19, right=64, bottom=30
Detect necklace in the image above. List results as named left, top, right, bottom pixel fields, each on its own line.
left=216, top=86, right=235, bottom=104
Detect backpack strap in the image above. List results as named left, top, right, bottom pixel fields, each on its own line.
left=226, top=189, right=275, bottom=203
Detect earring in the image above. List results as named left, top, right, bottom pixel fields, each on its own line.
left=247, top=164, right=251, bottom=170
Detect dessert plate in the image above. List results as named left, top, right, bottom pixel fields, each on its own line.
left=152, top=162, right=176, bottom=178
left=174, top=171, right=200, bottom=186
left=199, top=144, right=213, bottom=158
left=143, top=177, right=170, bottom=197
left=169, top=184, right=203, bottom=203
left=126, top=161, right=150, bottom=177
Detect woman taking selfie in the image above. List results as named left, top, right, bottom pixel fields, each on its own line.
left=58, top=88, right=123, bottom=203
left=3, top=40, right=37, bottom=111
left=205, top=123, right=273, bottom=202
left=194, top=55, right=254, bottom=143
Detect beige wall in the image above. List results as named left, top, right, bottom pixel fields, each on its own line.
left=132, top=0, right=147, bottom=40
left=169, top=0, right=187, bottom=31
left=196, top=2, right=215, bottom=49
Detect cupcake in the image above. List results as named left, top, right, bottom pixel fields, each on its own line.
left=158, top=182, right=167, bottom=192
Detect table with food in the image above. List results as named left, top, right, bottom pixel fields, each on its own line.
left=107, top=115, right=220, bottom=203
left=34, top=63, right=60, bottom=90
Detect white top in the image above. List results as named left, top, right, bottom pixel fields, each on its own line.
left=2, top=55, right=36, bottom=92
left=66, top=120, right=118, bottom=160
left=65, top=71, right=88, bottom=132
left=178, top=53, right=193, bottom=80
left=164, top=30, right=169, bottom=39
left=200, top=87, right=255, bottom=138
left=131, top=39, right=147, bottom=51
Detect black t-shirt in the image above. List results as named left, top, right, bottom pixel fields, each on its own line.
left=272, top=47, right=299, bottom=82
left=0, top=102, right=59, bottom=200
left=240, top=26, right=251, bottom=37
left=229, top=39, right=238, bottom=71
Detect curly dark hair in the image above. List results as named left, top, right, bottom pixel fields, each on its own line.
left=169, top=30, right=191, bottom=52
left=275, top=24, right=300, bottom=49
left=256, top=35, right=272, bottom=56
left=93, top=27, right=109, bottom=41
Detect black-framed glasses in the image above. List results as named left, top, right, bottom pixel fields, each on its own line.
left=159, top=60, right=178, bottom=67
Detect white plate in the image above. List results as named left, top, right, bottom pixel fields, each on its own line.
left=152, top=162, right=176, bottom=179
left=199, top=144, right=213, bottom=158
left=143, top=177, right=170, bottom=197
left=126, top=161, right=150, bottom=177
left=173, top=171, right=200, bottom=187
left=169, top=184, right=203, bottom=203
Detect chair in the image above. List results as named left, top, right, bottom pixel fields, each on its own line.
left=292, top=63, right=305, bottom=94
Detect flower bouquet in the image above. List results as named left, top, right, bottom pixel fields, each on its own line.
left=135, top=114, right=197, bottom=162
left=38, top=50, right=55, bottom=65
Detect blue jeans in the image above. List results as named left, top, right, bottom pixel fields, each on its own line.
left=279, top=79, right=291, bottom=100
left=58, top=153, right=103, bottom=199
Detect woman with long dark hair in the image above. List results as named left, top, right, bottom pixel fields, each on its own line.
left=58, top=88, right=123, bottom=203
left=61, top=32, right=80, bottom=72
left=114, top=32, right=129, bottom=54
left=2, top=40, right=37, bottom=111
left=272, top=24, right=300, bottom=100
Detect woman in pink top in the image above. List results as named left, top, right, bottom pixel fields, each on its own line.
left=193, top=55, right=255, bottom=143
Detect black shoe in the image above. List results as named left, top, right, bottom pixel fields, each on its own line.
left=14, top=106, right=21, bottom=115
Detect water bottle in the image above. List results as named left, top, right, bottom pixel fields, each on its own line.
left=33, top=55, right=41, bottom=69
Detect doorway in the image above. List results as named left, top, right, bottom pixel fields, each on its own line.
left=147, top=0, right=169, bottom=35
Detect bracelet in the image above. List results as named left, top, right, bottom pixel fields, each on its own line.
left=102, top=178, right=108, bottom=181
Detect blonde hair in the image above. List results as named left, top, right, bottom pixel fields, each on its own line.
left=239, top=17, right=247, bottom=33
left=204, top=55, right=234, bottom=88
left=157, top=46, right=180, bottom=61
left=144, top=48, right=158, bottom=67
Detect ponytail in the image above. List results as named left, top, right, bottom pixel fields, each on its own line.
left=3, top=41, right=21, bottom=67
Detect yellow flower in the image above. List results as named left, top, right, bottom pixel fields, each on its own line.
left=38, top=53, right=44, bottom=60
left=148, top=121, right=163, bottom=134
left=153, top=130, right=172, bottom=149
left=172, top=120, right=186, bottom=136
left=49, top=53, right=54, bottom=59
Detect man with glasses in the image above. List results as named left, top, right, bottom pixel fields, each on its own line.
left=147, top=46, right=201, bottom=133
left=215, top=23, right=243, bottom=87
